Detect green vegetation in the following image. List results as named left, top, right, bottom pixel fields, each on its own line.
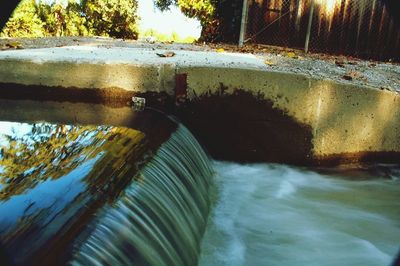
left=1, top=0, right=45, bottom=37
left=155, top=0, right=215, bottom=41
left=155, top=0, right=214, bottom=22
left=154, top=0, right=243, bottom=42
left=1, top=0, right=242, bottom=42
left=1, top=0, right=139, bottom=39
left=140, top=28, right=196, bottom=43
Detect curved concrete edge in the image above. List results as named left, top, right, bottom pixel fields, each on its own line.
left=0, top=59, right=176, bottom=94
left=0, top=46, right=399, bottom=164
left=0, top=46, right=265, bottom=93
left=178, top=66, right=400, bottom=159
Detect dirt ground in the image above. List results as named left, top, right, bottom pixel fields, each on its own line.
left=1, top=36, right=399, bottom=92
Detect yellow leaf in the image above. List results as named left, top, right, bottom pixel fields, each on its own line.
left=287, top=52, right=296, bottom=58
left=265, top=60, right=275, bottom=66
left=6, top=41, right=23, bottom=49
left=216, top=48, right=225, bottom=53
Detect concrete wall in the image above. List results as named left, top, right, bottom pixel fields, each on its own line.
left=1, top=59, right=175, bottom=94
left=178, top=66, right=400, bottom=160
left=0, top=46, right=399, bottom=164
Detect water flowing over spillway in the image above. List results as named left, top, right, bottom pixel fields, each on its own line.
left=71, top=124, right=213, bottom=266
left=0, top=120, right=150, bottom=264
left=1, top=109, right=399, bottom=265
left=0, top=112, right=213, bottom=265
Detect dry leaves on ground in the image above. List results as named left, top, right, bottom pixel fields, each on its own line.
left=1, top=41, right=24, bottom=50
left=265, top=60, right=275, bottom=66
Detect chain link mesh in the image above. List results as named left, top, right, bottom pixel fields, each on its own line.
left=244, top=0, right=400, bottom=61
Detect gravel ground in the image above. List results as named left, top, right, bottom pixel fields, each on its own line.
left=1, top=36, right=399, bottom=92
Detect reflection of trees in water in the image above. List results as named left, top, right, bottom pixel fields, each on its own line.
left=0, top=123, right=146, bottom=201
left=1, top=195, right=63, bottom=244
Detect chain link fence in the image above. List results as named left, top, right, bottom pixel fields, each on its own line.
left=242, top=0, right=400, bottom=61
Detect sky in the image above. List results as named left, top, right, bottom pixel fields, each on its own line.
left=137, top=0, right=201, bottom=38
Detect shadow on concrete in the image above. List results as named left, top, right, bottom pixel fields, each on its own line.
left=177, top=89, right=314, bottom=165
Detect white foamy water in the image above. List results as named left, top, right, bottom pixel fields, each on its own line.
left=200, top=161, right=400, bottom=266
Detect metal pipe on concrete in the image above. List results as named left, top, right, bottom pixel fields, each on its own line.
left=239, top=0, right=249, bottom=47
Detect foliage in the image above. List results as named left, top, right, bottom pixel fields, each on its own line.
left=64, top=1, right=89, bottom=36
left=1, top=0, right=139, bottom=39
left=1, top=0, right=45, bottom=38
left=83, top=0, right=139, bottom=39
left=155, top=0, right=215, bottom=27
left=154, top=0, right=243, bottom=43
left=37, top=0, right=89, bottom=37
left=140, top=28, right=196, bottom=43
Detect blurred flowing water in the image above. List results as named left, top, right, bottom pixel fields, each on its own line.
left=71, top=125, right=213, bottom=266
left=200, top=161, right=400, bottom=266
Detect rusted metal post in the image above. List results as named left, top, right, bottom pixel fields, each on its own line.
left=304, top=0, right=315, bottom=53
left=239, top=0, right=249, bottom=47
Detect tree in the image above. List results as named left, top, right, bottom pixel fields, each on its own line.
left=154, top=0, right=243, bottom=43
left=83, top=0, right=139, bottom=39
left=1, top=0, right=45, bottom=37
left=64, top=1, right=89, bottom=36
left=2, top=0, right=139, bottom=39
left=37, top=0, right=88, bottom=37
left=0, top=0, right=21, bottom=31
left=37, top=1, right=66, bottom=36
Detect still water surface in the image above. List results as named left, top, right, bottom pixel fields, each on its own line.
left=200, top=161, right=400, bottom=266
left=0, top=120, right=148, bottom=264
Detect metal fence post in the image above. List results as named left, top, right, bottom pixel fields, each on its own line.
left=239, top=0, right=249, bottom=47
left=295, top=0, right=302, bottom=31
left=304, top=0, right=315, bottom=53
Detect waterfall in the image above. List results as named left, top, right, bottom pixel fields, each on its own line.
left=71, top=123, right=213, bottom=266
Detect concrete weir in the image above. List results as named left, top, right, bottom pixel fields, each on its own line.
left=0, top=45, right=399, bottom=165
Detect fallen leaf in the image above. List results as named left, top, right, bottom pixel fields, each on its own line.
left=343, top=75, right=353, bottom=81
left=156, top=51, right=176, bottom=58
left=286, top=52, right=297, bottom=58
left=216, top=48, right=225, bottom=53
left=335, top=60, right=345, bottom=67
left=347, top=61, right=358, bottom=65
left=6, top=41, right=23, bottom=49
left=265, top=60, right=275, bottom=66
